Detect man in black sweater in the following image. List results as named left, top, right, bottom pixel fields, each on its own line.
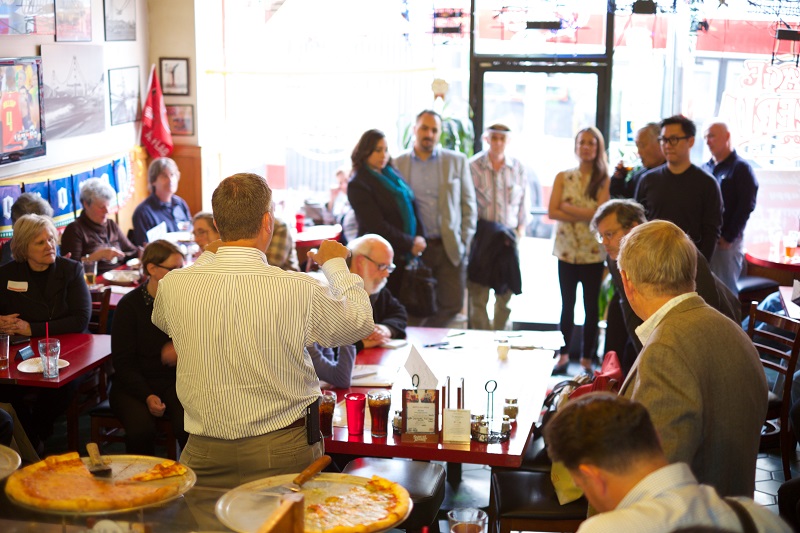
left=634, top=115, right=722, bottom=261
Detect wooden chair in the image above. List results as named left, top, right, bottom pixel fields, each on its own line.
left=89, top=400, right=178, bottom=460
left=66, top=287, right=113, bottom=450
left=747, top=301, right=800, bottom=481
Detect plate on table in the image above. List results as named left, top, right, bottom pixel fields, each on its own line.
left=6, top=454, right=196, bottom=516
left=216, top=472, right=412, bottom=533
left=17, top=359, right=70, bottom=373
left=102, top=270, right=141, bottom=286
left=0, top=446, right=21, bottom=480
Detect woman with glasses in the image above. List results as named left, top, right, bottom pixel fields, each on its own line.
left=548, top=127, right=611, bottom=376
left=109, top=239, right=188, bottom=455
left=191, top=212, right=219, bottom=257
left=348, top=129, right=426, bottom=296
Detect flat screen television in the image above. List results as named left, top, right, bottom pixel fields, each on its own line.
left=0, top=56, right=46, bottom=166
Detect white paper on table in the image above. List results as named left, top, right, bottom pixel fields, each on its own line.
left=350, top=364, right=398, bottom=387
left=443, top=409, right=472, bottom=443
left=145, top=222, right=167, bottom=243
left=792, top=280, right=800, bottom=305
left=404, top=345, right=438, bottom=390
left=109, top=285, right=135, bottom=295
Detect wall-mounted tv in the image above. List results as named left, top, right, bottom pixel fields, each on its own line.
left=1, top=56, right=46, bottom=166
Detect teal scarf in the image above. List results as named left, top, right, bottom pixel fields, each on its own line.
left=367, top=165, right=417, bottom=238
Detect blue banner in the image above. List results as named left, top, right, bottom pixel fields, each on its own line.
left=93, top=163, right=118, bottom=210
left=0, top=184, right=23, bottom=238
left=71, top=171, right=92, bottom=215
left=49, top=175, right=76, bottom=228
left=23, top=180, right=48, bottom=205
left=114, top=157, right=132, bottom=207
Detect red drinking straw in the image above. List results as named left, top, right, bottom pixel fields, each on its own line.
left=45, top=322, right=49, bottom=348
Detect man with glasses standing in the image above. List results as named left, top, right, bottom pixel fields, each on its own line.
left=307, top=234, right=407, bottom=388
left=634, top=115, right=722, bottom=261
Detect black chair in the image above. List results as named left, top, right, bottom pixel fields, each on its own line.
left=342, top=457, right=445, bottom=532
left=737, top=274, right=779, bottom=318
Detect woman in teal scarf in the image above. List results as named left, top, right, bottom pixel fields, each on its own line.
left=348, top=129, right=427, bottom=296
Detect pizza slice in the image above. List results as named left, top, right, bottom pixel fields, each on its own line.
left=128, top=459, right=188, bottom=482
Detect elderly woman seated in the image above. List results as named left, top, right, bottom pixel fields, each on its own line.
left=109, top=240, right=189, bottom=455
left=0, top=193, right=55, bottom=267
left=0, top=214, right=91, bottom=453
left=60, top=178, right=141, bottom=274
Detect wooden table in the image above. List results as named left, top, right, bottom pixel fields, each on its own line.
left=1, top=333, right=111, bottom=451
left=745, top=242, right=800, bottom=285
left=323, top=327, right=556, bottom=483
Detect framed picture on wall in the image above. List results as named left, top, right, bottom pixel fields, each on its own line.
left=108, top=66, right=140, bottom=126
left=55, top=0, right=92, bottom=42
left=160, top=58, right=190, bottom=96
left=104, top=0, right=136, bottom=41
left=166, top=105, right=194, bottom=136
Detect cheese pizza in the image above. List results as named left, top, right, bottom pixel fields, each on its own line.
left=5, top=452, right=189, bottom=513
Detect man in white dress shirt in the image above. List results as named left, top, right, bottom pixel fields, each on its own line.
left=545, top=394, right=790, bottom=533
left=153, top=172, right=374, bottom=489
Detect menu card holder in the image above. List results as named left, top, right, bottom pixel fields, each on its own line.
left=401, top=381, right=439, bottom=444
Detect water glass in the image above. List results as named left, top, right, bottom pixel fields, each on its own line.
left=447, top=508, right=488, bottom=533
left=344, top=392, right=366, bottom=435
left=319, top=390, right=336, bottom=438
left=38, top=339, right=61, bottom=379
left=82, top=257, right=98, bottom=286
left=0, top=334, right=8, bottom=371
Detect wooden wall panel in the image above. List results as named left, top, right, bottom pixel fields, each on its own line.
left=171, top=145, right=203, bottom=216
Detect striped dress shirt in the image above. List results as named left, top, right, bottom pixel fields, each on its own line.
left=469, top=151, right=529, bottom=230
left=152, top=246, right=374, bottom=440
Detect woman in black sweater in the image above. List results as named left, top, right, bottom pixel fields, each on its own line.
left=109, top=240, right=188, bottom=455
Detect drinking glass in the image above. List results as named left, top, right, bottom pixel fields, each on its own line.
left=344, top=392, right=366, bottom=435
left=447, top=508, right=487, bottom=533
left=367, top=390, right=391, bottom=438
left=82, top=257, right=98, bottom=287
left=38, top=339, right=61, bottom=379
left=0, top=334, right=8, bottom=371
left=785, top=233, right=798, bottom=258
left=319, top=390, right=337, bottom=438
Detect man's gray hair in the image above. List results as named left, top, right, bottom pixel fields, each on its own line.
left=147, top=157, right=178, bottom=185
left=211, top=173, right=272, bottom=242
left=591, top=199, right=647, bottom=232
left=10, top=193, right=53, bottom=224
left=347, top=233, right=392, bottom=257
left=79, top=178, right=116, bottom=207
left=638, top=122, right=661, bottom=141
left=11, top=214, right=57, bottom=262
left=617, top=220, right=696, bottom=297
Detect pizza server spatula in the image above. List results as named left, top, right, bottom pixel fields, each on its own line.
left=86, top=442, right=112, bottom=477
left=265, top=455, right=332, bottom=495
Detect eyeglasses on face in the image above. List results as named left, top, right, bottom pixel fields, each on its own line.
left=596, top=227, right=624, bottom=243
left=360, top=254, right=396, bottom=273
left=154, top=264, right=181, bottom=272
left=657, top=136, right=690, bottom=146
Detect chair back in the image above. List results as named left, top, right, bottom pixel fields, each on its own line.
left=90, top=287, right=112, bottom=334
left=747, top=301, right=800, bottom=401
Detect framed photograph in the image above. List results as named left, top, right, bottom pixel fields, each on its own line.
left=104, top=0, right=136, bottom=41
left=166, top=105, right=194, bottom=136
left=160, top=58, right=190, bottom=96
left=0, top=1, right=55, bottom=35
left=108, top=66, right=140, bottom=126
left=55, top=0, right=91, bottom=42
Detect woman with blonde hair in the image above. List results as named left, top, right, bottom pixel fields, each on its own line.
left=548, top=127, right=610, bottom=375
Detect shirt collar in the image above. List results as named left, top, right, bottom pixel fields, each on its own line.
left=478, top=151, right=512, bottom=170
left=216, top=245, right=269, bottom=265
left=617, top=463, right=697, bottom=510
left=79, top=210, right=106, bottom=231
left=411, top=146, right=440, bottom=161
left=635, top=292, right=696, bottom=346
left=150, top=193, right=174, bottom=209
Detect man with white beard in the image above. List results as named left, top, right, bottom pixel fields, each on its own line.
left=307, top=234, right=407, bottom=387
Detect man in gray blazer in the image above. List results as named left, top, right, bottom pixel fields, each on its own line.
left=617, top=219, right=767, bottom=498
left=395, top=110, right=477, bottom=327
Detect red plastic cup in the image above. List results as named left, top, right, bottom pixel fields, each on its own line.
left=295, top=213, right=305, bottom=233
left=344, top=392, right=366, bottom=435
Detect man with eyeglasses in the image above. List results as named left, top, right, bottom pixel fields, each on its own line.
left=592, top=199, right=740, bottom=376
left=634, top=115, right=722, bottom=261
left=702, top=121, right=759, bottom=295
left=306, top=234, right=407, bottom=388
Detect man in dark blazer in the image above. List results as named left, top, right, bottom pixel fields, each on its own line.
left=592, top=199, right=740, bottom=376
left=617, top=219, right=767, bottom=498
left=394, top=110, right=477, bottom=328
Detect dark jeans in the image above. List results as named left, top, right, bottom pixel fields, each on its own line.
left=109, top=380, right=188, bottom=456
left=557, top=260, right=604, bottom=361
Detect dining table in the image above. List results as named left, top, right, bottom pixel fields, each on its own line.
left=322, top=327, right=560, bottom=485
left=745, top=241, right=800, bottom=286
left=1, top=333, right=112, bottom=453
left=779, top=285, right=800, bottom=321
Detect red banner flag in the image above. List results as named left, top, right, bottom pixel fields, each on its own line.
left=140, top=65, right=173, bottom=158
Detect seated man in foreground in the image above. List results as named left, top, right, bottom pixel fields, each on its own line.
left=617, top=220, right=767, bottom=497
left=309, top=234, right=407, bottom=387
left=545, top=393, right=790, bottom=532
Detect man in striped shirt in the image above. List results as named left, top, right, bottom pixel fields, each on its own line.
left=153, top=173, right=374, bottom=489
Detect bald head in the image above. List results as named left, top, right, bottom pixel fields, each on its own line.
left=704, top=121, right=732, bottom=163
